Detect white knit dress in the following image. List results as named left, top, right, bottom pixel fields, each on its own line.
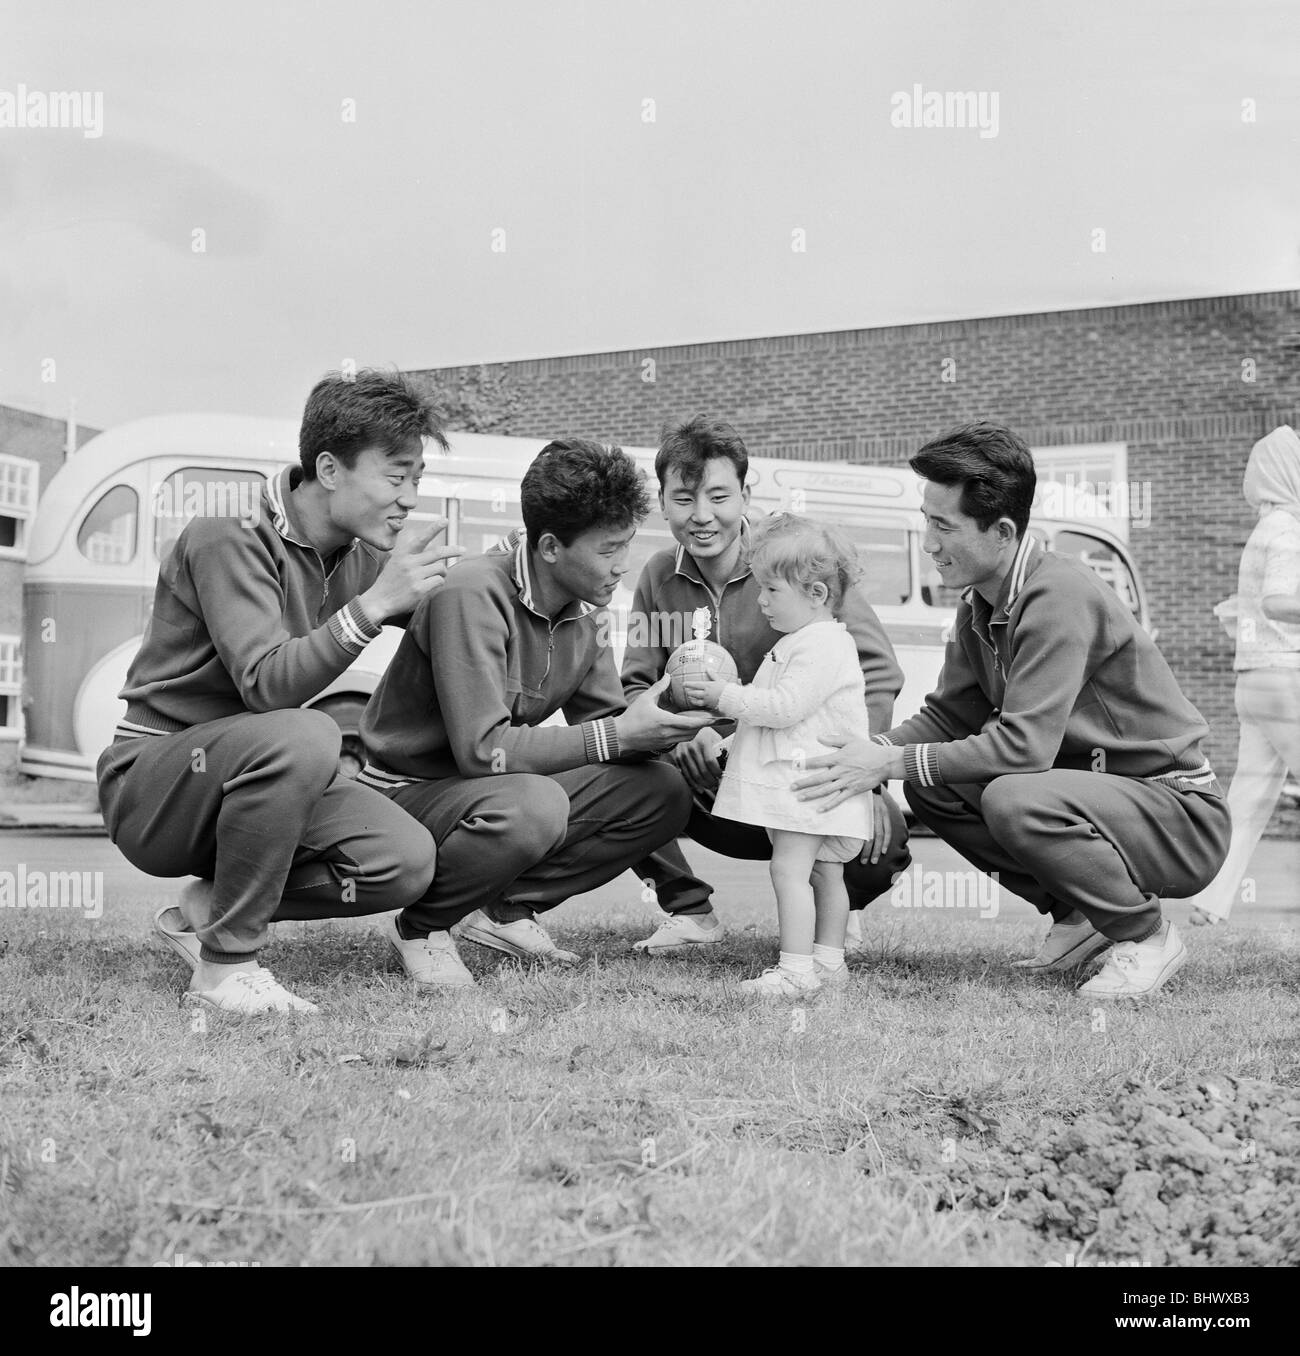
left=711, top=620, right=873, bottom=861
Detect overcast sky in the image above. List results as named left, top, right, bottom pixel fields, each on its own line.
left=2, top=0, right=1298, bottom=429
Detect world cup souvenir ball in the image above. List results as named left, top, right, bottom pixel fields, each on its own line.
left=664, top=640, right=739, bottom=710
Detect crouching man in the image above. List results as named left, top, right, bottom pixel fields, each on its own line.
left=358, top=439, right=716, bottom=989
left=795, top=422, right=1230, bottom=998
left=97, top=370, right=463, bottom=1014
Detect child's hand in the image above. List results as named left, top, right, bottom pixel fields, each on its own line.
left=682, top=674, right=728, bottom=710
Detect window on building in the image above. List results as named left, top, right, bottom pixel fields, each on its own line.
left=0, top=635, right=20, bottom=737
left=1032, top=442, right=1131, bottom=541
left=152, top=467, right=267, bottom=566
left=0, top=454, right=40, bottom=559
left=77, top=485, right=139, bottom=565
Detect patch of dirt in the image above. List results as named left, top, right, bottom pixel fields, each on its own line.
left=952, top=1077, right=1300, bottom=1265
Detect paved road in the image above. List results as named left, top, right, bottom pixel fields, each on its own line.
left=1, top=828, right=1295, bottom=944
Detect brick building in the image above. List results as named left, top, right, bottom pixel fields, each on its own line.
left=411, top=289, right=1300, bottom=779
left=0, top=403, right=99, bottom=774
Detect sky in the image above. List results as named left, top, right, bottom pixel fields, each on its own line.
left=2, top=0, right=1298, bottom=429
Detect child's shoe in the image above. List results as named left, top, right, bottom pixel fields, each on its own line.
left=738, top=965, right=822, bottom=997
left=814, top=961, right=850, bottom=989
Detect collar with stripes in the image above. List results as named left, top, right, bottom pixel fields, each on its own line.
left=512, top=534, right=596, bottom=622
left=265, top=465, right=360, bottom=563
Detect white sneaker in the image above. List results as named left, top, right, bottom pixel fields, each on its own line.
left=186, top=966, right=318, bottom=1014
left=844, top=912, right=864, bottom=953
left=1011, top=917, right=1112, bottom=972
left=814, top=961, right=850, bottom=989
left=633, top=912, right=724, bottom=954
left=1078, top=921, right=1187, bottom=998
left=738, top=965, right=822, bottom=997
left=153, top=905, right=201, bottom=971
left=388, top=916, right=476, bottom=990
left=457, top=909, right=579, bottom=965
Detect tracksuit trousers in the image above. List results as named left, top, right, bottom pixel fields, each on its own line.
left=904, top=770, right=1231, bottom=942
left=96, top=709, right=437, bottom=962
left=381, top=760, right=694, bottom=934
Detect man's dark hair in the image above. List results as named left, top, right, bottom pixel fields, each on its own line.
left=521, top=439, right=651, bottom=546
left=654, top=415, right=749, bottom=492
left=909, top=421, right=1036, bottom=536
left=299, top=368, right=449, bottom=481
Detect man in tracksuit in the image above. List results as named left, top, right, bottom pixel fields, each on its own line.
left=794, top=421, right=1231, bottom=997
left=96, top=370, right=461, bottom=1014
left=358, top=438, right=716, bottom=990
left=620, top=415, right=911, bottom=955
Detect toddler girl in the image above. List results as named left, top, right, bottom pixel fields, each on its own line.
left=683, top=513, right=873, bottom=996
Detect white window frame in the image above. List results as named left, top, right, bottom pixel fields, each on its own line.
left=1031, top=442, right=1130, bottom=542
left=0, top=633, right=20, bottom=739
left=0, top=453, right=40, bottom=561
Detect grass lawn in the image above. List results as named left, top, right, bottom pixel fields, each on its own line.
left=1, top=850, right=1297, bottom=1268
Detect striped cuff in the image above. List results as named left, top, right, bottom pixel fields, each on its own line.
left=582, top=718, right=621, bottom=764
left=902, top=743, right=942, bottom=787
left=871, top=734, right=895, bottom=747
left=329, top=598, right=383, bottom=654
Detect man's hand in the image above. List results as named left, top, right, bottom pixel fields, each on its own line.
left=669, top=725, right=726, bottom=795
left=858, top=787, right=898, bottom=865
left=793, top=735, right=902, bottom=809
left=359, top=516, right=465, bottom=622
left=615, top=678, right=719, bottom=753
left=681, top=673, right=729, bottom=711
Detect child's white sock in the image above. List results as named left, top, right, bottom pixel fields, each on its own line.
left=778, top=951, right=815, bottom=975
left=812, top=943, right=845, bottom=972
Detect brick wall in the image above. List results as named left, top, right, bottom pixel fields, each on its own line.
left=412, top=290, right=1300, bottom=777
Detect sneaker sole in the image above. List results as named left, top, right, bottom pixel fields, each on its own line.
left=1011, top=929, right=1113, bottom=973
left=387, top=937, right=477, bottom=990
left=1081, top=936, right=1188, bottom=999
left=634, top=936, right=724, bottom=954
left=184, top=990, right=319, bottom=1015
left=456, top=923, right=577, bottom=966
left=153, top=906, right=201, bottom=971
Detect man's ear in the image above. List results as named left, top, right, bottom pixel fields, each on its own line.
left=315, top=452, right=339, bottom=490
left=535, top=531, right=562, bottom=563
left=997, top=518, right=1019, bottom=547
left=658, top=487, right=667, bottom=517
left=741, top=482, right=751, bottom=507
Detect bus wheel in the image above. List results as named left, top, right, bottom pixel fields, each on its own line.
left=312, top=696, right=368, bottom=780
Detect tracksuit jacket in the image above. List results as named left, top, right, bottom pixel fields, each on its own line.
left=359, top=537, right=629, bottom=785
left=874, top=533, right=1220, bottom=792
left=115, top=467, right=384, bottom=737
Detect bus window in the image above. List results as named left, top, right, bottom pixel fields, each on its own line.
left=77, top=485, right=139, bottom=565
left=1052, top=530, right=1141, bottom=614
left=841, top=523, right=911, bottom=606
left=153, top=467, right=268, bottom=566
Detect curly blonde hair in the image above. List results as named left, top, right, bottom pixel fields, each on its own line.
left=749, top=512, right=863, bottom=616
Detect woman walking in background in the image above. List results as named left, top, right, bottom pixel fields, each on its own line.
left=1188, top=426, right=1300, bottom=926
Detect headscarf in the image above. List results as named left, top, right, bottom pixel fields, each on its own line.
left=1243, top=425, right=1300, bottom=519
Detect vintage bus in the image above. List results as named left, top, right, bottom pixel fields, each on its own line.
left=19, top=414, right=1150, bottom=782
